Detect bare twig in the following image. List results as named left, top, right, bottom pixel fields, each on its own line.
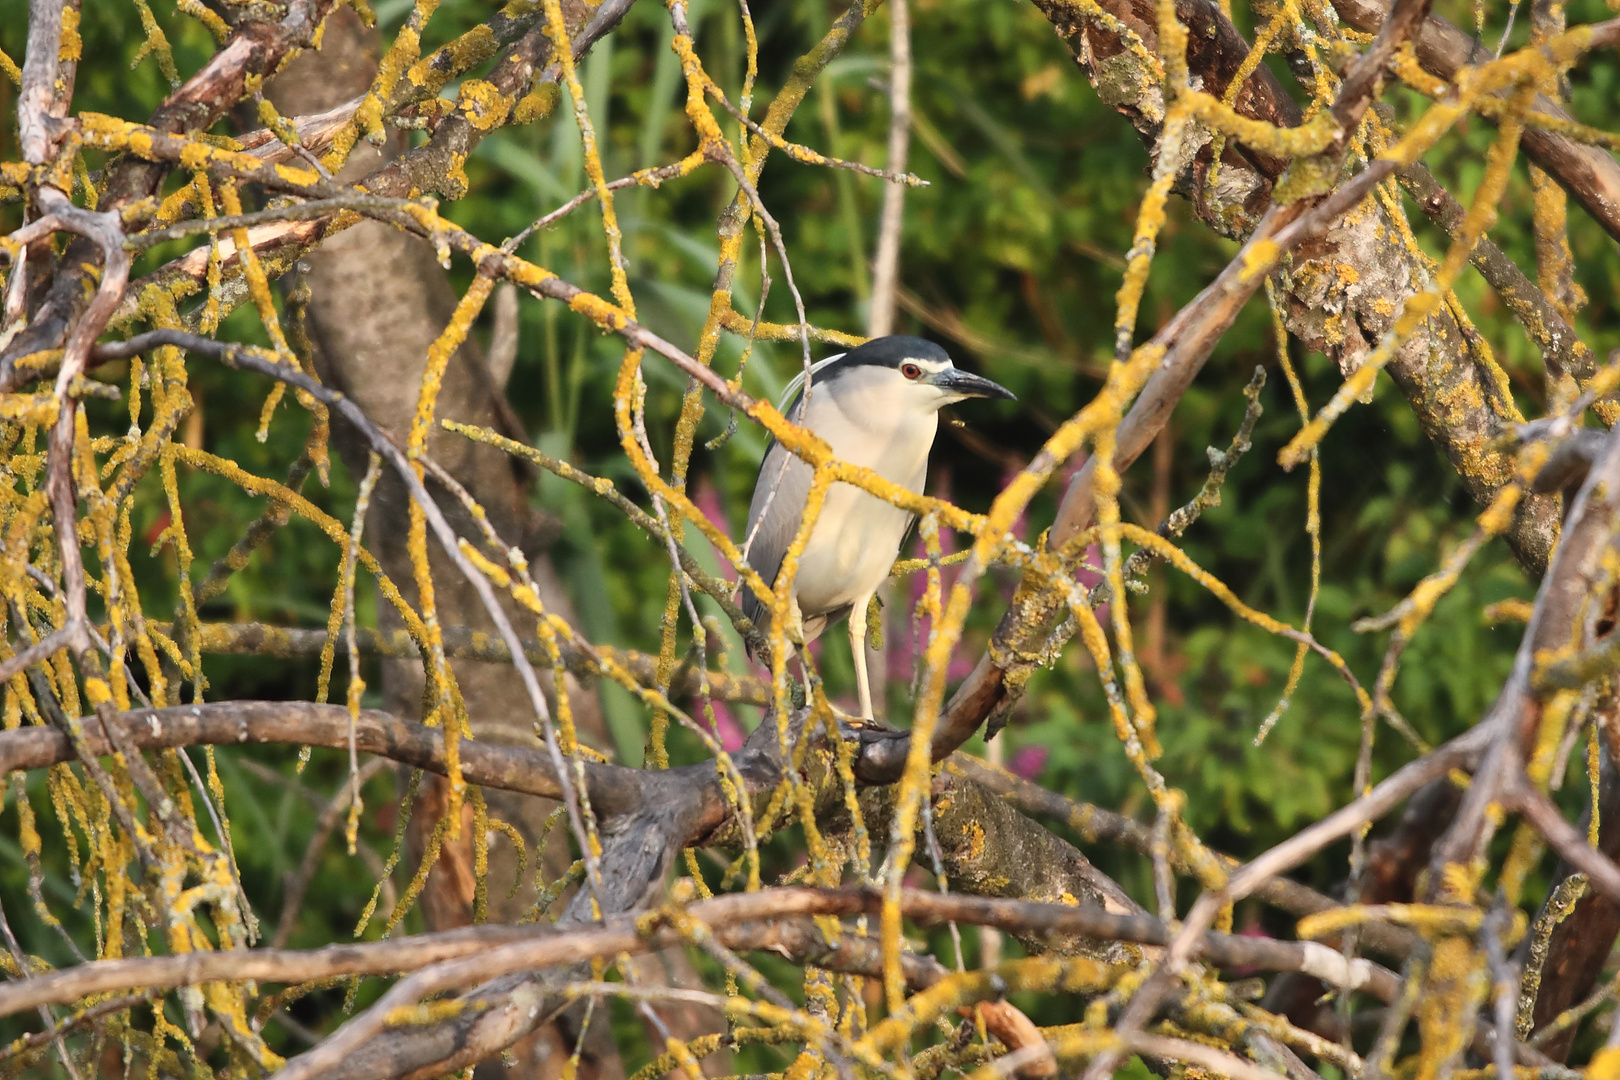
left=1514, top=784, right=1620, bottom=902
left=0, top=624, right=77, bottom=686
left=867, top=0, right=911, bottom=338
left=1484, top=901, right=1522, bottom=1080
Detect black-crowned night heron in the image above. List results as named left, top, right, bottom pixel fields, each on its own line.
left=740, top=335, right=1015, bottom=718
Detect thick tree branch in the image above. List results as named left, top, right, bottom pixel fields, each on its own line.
left=1397, top=161, right=1592, bottom=386
left=0, top=885, right=1401, bottom=1021
left=16, top=0, right=66, bottom=166
left=0, top=701, right=642, bottom=819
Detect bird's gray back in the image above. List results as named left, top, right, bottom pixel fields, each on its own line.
left=740, top=437, right=815, bottom=640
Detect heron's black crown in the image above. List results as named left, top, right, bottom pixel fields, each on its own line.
left=820, top=335, right=949, bottom=379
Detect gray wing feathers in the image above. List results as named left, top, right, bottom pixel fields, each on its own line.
left=776, top=353, right=845, bottom=414
left=740, top=440, right=814, bottom=650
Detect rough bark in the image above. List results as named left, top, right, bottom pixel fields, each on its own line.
left=858, top=772, right=1147, bottom=961
left=269, top=0, right=606, bottom=909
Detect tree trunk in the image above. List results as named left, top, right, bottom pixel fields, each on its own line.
left=267, top=12, right=625, bottom=1079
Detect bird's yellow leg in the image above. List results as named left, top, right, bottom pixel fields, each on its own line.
left=849, top=591, right=875, bottom=720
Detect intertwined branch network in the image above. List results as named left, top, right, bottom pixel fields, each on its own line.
left=2, top=0, right=1620, bottom=1076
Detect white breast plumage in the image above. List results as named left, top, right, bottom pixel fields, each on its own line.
left=788, top=370, right=935, bottom=619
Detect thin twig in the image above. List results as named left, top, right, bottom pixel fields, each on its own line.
left=1484, top=901, right=1521, bottom=1080
left=867, top=0, right=911, bottom=338
left=0, top=624, right=77, bottom=686
left=1513, top=783, right=1620, bottom=901
left=272, top=757, right=391, bottom=949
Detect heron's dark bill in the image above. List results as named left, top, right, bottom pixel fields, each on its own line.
left=931, top=369, right=1016, bottom=401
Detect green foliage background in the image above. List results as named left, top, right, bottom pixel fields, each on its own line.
left=3, top=0, right=1619, bottom=1064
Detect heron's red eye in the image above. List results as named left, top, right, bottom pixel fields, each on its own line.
left=901, top=363, right=922, bottom=380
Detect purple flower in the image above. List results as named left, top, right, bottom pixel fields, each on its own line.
left=1008, top=745, right=1048, bottom=780
left=709, top=700, right=747, bottom=752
